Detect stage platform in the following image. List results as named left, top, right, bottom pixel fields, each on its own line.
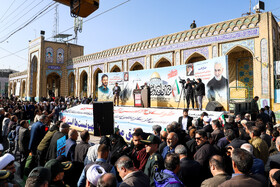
left=60, top=104, right=225, bottom=142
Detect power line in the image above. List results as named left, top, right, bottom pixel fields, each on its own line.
left=0, top=46, right=27, bottom=61
left=0, top=0, right=16, bottom=23
left=0, top=0, right=131, bottom=62
left=0, top=0, right=34, bottom=24
left=0, top=2, right=57, bottom=43
left=0, top=47, right=28, bottom=61
left=0, top=0, right=46, bottom=35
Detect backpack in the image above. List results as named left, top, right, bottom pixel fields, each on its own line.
left=154, top=171, right=183, bottom=187
left=8, top=130, right=16, bottom=141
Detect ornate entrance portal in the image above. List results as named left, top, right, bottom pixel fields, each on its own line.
left=47, top=73, right=61, bottom=97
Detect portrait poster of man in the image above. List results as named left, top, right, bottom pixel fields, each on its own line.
left=98, top=72, right=123, bottom=101
left=124, top=72, right=129, bottom=81
left=206, top=61, right=229, bottom=102
left=193, top=56, right=229, bottom=110
left=45, top=47, right=54, bottom=63
left=186, top=64, right=194, bottom=76
left=57, top=48, right=64, bottom=63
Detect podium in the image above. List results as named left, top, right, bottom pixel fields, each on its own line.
left=133, top=89, right=142, bottom=107
left=141, top=87, right=151, bottom=108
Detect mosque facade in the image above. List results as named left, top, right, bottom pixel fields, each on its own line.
left=8, top=12, right=280, bottom=113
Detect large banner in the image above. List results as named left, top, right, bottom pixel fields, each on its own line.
left=60, top=104, right=225, bottom=142
left=98, top=56, right=229, bottom=110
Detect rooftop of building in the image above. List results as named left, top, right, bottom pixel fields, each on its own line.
left=9, top=70, right=27, bottom=78
left=0, top=69, right=18, bottom=77
left=72, top=12, right=266, bottom=64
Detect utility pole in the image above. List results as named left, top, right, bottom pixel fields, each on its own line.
left=53, top=4, right=59, bottom=41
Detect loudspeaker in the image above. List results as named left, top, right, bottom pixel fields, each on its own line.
left=206, top=101, right=224, bottom=111
left=54, top=0, right=99, bottom=18
left=93, top=101, right=114, bottom=136
left=234, top=102, right=251, bottom=115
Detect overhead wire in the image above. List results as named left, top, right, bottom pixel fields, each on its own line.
left=0, top=0, right=131, bottom=66
left=0, top=0, right=16, bottom=23
left=0, top=2, right=57, bottom=43
left=0, top=0, right=46, bottom=35
left=0, top=0, right=34, bottom=24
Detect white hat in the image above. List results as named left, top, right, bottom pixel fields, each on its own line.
left=203, top=116, right=211, bottom=123
left=86, top=164, right=106, bottom=186
left=0, top=153, right=15, bottom=170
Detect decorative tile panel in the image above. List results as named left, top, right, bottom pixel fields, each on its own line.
left=146, top=56, right=150, bottom=69
left=68, top=28, right=259, bottom=69
left=152, top=52, right=173, bottom=67
left=212, top=45, right=218, bottom=58
left=128, top=57, right=145, bottom=70
left=46, top=70, right=62, bottom=77
left=261, top=38, right=269, bottom=95
left=222, top=39, right=255, bottom=55
left=175, top=51, right=180, bottom=66
left=183, top=47, right=209, bottom=62
left=109, top=61, right=122, bottom=72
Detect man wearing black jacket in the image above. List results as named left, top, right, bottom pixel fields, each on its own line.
left=194, top=78, right=205, bottom=110
left=178, top=109, right=193, bottom=131
left=185, top=78, right=194, bottom=109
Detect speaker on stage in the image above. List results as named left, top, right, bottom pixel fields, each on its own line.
left=206, top=101, right=224, bottom=111
left=93, top=101, right=114, bottom=136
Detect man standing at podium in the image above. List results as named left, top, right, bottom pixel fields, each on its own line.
left=113, top=82, right=121, bottom=106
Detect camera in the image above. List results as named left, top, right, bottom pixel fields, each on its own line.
left=179, top=79, right=186, bottom=84
left=179, top=77, right=186, bottom=84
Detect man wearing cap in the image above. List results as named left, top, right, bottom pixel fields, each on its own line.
left=203, top=116, right=213, bottom=133
left=185, top=78, right=195, bottom=109
left=0, top=170, right=12, bottom=187
left=25, top=167, right=51, bottom=187
left=0, top=153, right=19, bottom=186
left=113, top=82, right=121, bottom=106
left=86, top=164, right=107, bottom=186
left=141, top=134, right=164, bottom=187
left=46, top=123, right=70, bottom=161
left=44, top=159, right=72, bottom=187
left=77, top=144, right=116, bottom=187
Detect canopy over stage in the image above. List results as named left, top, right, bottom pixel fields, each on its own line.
left=60, top=104, right=225, bottom=142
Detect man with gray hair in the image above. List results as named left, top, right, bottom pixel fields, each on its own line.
left=97, top=173, right=117, bottom=187
left=175, top=144, right=201, bottom=187
left=161, top=132, right=178, bottom=160
left=115, top=155, right=149, bottom=187
left=152, top=125, right=161, bottom=137
left=240, top=143, right=264, bottom=175
left=265, top=136, right=280, bottom=173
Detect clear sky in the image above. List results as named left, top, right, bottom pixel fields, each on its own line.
left=0, top=0, right=279, bottom=72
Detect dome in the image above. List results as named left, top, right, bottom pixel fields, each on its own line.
left=150, top=72, right=161, bottom=80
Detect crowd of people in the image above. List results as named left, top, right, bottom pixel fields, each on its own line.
left=0, top=96, right=279, bottom=187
